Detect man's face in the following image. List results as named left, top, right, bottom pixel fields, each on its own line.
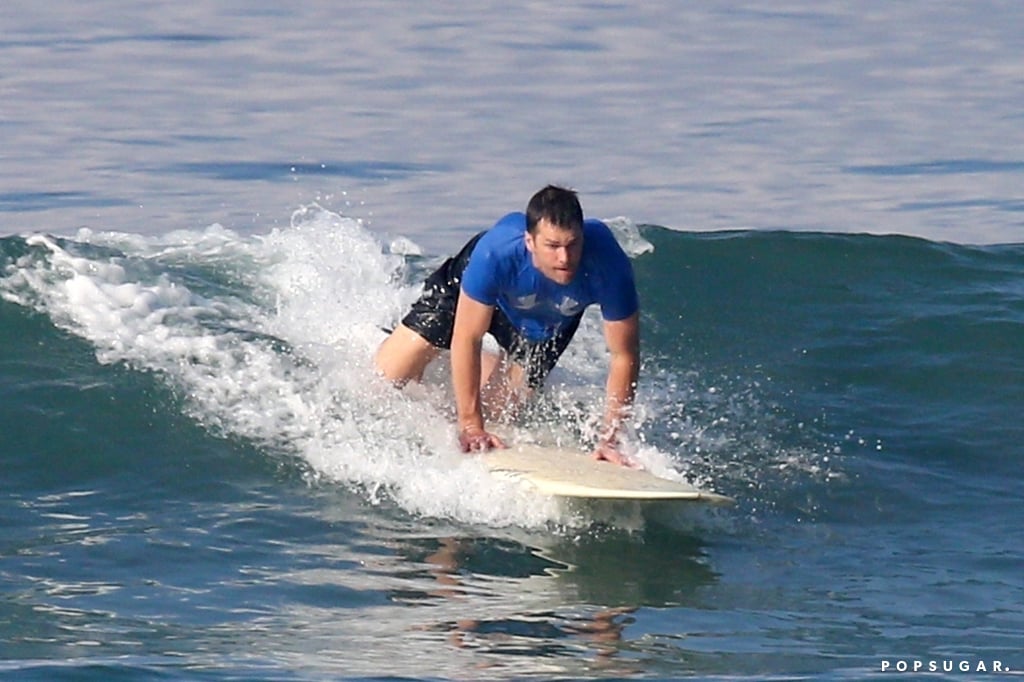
left=525, top=218, right=584, bottom=285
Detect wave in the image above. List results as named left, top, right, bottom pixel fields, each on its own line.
left=3, top=213, right=1021, bottom=529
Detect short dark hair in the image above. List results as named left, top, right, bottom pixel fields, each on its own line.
left=525, top=185, right=584, bottom=233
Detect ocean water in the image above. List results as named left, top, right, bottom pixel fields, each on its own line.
left=2, top=2, right=1023, bottom=680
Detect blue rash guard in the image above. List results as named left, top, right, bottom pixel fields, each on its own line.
left=460, top=212, right=639, bottom=342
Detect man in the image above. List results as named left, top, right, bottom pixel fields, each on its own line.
left=375, top=185, right=640, bottom=465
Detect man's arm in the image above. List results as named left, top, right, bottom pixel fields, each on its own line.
left=451, top=290, right=506, bottom=452
left=594, top=311, right=640, bottom=465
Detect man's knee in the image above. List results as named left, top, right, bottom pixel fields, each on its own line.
left=480, top=360, right=535, bottom=419
left=375, top=324, right=438, bottom=385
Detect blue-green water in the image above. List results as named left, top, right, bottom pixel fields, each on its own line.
left=4, top=1, right=1024, bottom=678
left=2, top=220, right=1021, bottom=679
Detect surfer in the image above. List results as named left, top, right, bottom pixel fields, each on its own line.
left=375, top=185, right=640, bottom=465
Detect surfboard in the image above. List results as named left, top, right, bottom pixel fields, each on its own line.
left=479, top=443, right=733, bottom=504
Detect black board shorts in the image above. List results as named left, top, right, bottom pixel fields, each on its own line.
left=401, top=232, right=583, bottom=389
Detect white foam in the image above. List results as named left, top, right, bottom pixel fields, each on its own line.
left=1, top=208, right=596, bottom=528
left=1, top=206, right=750, bottom=529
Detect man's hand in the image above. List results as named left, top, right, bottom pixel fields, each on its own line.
left=592, top=437, right=639, bottom=468
left=458, top=425, right=507, bottom=453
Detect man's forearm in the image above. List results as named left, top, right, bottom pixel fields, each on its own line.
left=602, top=350, right=639, bottom=440
left=451, top=333, right=484, bottom=432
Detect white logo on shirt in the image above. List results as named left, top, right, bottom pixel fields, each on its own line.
left=513, top=294, right=537, bottom=309
left=557, top=296, right=582, bottom=316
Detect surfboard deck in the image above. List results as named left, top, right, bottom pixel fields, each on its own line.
left=479, top=443, right=733, bottom=504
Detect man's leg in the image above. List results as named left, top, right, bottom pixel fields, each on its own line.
left=478, top=311, right=584, bottom=422
left=376, top=323, right=504, bottom=392
left=375, top=324, right=440, bottom=386
left=480, top=357, right=533, bottom=421
left=378, top=235, right=485, bottom=386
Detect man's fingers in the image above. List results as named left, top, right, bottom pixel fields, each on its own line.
left=593, top=444, right=640, bottom=469
left=458, top=430, right=507, bottom=453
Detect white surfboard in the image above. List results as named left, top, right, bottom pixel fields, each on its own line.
left=479, top=443, right=733, bottom=504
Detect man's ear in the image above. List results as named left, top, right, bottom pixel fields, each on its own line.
left=524, top=231, right=536, bottom=254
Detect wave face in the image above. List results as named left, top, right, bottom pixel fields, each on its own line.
left=2, top=212, right=1022, bottom=678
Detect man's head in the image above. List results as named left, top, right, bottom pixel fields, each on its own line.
left=524, top=185, right=585, bottom=285
left=526, top=185, right=584, bottom=234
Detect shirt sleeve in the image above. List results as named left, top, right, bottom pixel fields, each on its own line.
left=459, top=213, right=521, bottom=305
left=589, top=220, right=640, bottom=321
